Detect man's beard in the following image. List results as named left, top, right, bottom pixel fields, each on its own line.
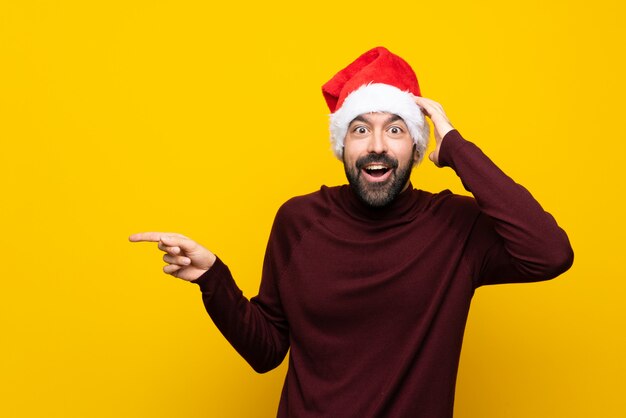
left=343, top=153, right=414, bottom=208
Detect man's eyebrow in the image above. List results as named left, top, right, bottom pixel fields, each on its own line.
left=385, top=114, right=404, bottom=124
left=349, top=115, right=369, bottom=125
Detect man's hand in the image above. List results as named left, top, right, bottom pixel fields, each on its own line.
left=412, top=96, right=455, bottom=167
left=129, top=232, right=217, bottom=281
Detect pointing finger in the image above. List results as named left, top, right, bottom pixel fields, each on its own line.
left=129, top=232, right=187, bottom=243
left=160, top=235, right=198, bottom=253
left=129, top=232, right=162, bottom=242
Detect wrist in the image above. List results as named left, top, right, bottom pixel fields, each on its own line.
left=437, top=122, right=454, bottom=140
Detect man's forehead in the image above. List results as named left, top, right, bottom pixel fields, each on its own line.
left=349, top=113, right=405, bottom=125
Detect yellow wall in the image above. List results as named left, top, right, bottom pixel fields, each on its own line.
left=1, top=1, right=624, bottom=416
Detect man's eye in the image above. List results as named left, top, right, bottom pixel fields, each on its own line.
left=354, top=127, right=367, bottom=134
left=389, top=126, right=402, bottom=134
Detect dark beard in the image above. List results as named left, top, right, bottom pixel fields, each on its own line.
left=343, top=153, right=414, bottom=208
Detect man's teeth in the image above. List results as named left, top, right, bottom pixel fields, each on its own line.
left=366, top=164, right=387, bottom=170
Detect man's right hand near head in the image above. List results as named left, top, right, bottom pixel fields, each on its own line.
left=129, top=232, right=216, bottom=281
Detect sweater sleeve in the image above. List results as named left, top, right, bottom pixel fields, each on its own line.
left=437, top=130, right=574, bottom=287
left=192, top=217, right=290, bottom=373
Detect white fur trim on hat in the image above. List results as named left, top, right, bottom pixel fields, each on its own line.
left=329, top=83, right=430, bottom=162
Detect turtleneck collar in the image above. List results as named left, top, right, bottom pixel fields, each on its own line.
left=336, top=182, right=425, bottom=223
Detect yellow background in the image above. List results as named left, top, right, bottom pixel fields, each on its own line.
left=1, top=0, right=624, bottom=416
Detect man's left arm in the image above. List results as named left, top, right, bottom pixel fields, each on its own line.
left=415, top=97, right=574, bottom=285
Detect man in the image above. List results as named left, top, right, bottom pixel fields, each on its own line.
left=130, top=47, right=573, bottom=417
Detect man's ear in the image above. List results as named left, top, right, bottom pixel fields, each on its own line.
left=412, top=145, right=420, bottom=165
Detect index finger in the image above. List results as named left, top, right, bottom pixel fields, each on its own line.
left=129, top=232, right=170, bottom=243
left=411, top=95, right=433, bottom=115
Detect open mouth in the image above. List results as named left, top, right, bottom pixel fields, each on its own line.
left=362, top=163, right=392, bottom=182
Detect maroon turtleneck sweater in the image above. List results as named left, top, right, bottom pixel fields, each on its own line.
left=193, top=130, right=573, bottom=417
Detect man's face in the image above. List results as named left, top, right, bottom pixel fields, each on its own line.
left=342, top=112, right=419, bottom=208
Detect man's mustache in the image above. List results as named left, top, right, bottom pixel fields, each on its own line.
left=355, top=154, right=399, bottom=170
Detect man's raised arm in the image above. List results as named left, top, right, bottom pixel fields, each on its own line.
left=413, top=97, right=574, bottom=285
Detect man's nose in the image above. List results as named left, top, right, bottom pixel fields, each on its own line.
left=367, top=130, right=387, bottom=154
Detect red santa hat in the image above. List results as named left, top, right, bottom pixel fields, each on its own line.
left=322, top=47, right=429, bottom=161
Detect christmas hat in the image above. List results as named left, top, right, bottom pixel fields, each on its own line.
left=322, top=47, right=429, bottom=161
